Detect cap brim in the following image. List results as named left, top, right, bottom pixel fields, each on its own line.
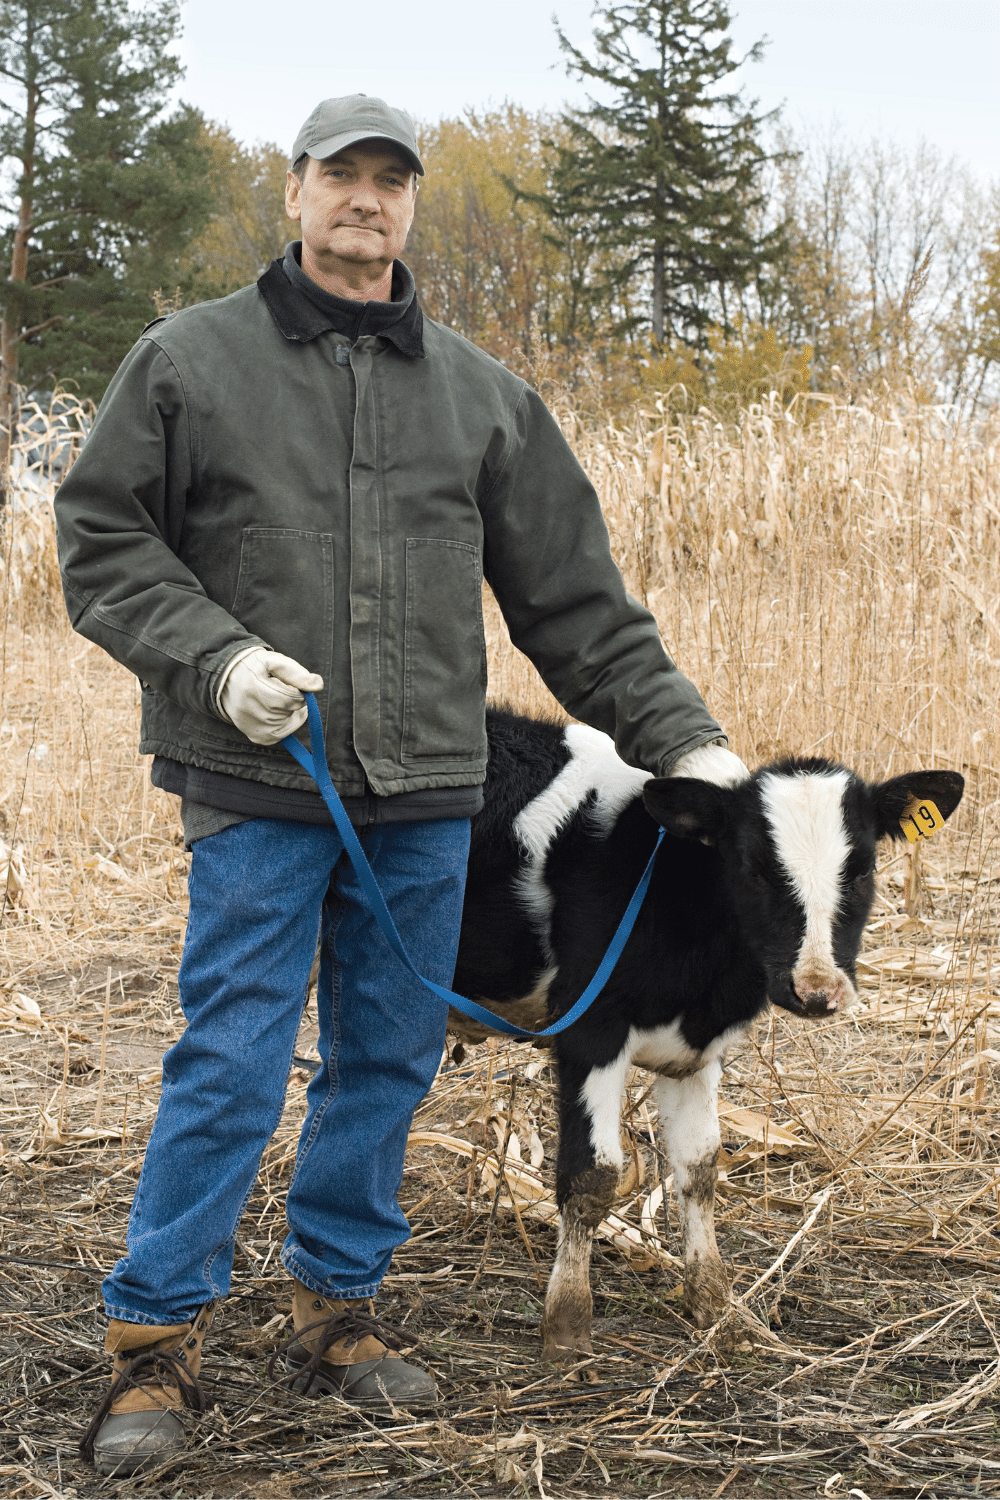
left=302, top=129, right=424, bottom=176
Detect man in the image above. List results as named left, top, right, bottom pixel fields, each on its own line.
left=56, top=95, right=743, bottom=1476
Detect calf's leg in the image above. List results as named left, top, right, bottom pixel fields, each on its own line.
left=541, top=1052, right=629, bottom=1363
left=654, top=1059, right=728, bottom=1328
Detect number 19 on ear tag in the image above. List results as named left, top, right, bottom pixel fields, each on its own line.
left=900, top=797, right=944, bottom=843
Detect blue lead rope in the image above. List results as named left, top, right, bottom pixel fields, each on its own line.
left=282, top=693, right=663, bottom=1039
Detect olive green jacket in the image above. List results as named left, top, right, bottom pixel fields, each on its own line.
left=55, top=261, right=723, bottom=797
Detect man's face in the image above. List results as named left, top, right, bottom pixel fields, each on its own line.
left=285, top=143, right=417, bottom=282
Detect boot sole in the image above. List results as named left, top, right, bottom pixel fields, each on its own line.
left=93, top=1438, right=186, bottom=1478
left=95, top=1452, right=175, bottom=1478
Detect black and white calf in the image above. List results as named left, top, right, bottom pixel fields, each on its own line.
left=452, top=709, right=964, bottom=1362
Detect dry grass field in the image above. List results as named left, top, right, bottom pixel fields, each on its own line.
left=1, top=389, right=999, bottom=1499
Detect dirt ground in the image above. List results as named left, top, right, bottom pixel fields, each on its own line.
left=2, top=897, right=999, bottom=1500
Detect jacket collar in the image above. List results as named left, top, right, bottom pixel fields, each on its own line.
left=257, top=250, right=424, bottom=358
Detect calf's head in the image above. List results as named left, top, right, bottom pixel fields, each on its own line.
left=643, top=760, right=965, bottom=1019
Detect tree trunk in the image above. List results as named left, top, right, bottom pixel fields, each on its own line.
left=651, top=240, right=665, bottom=347
left=650, top=17, right=668, bottom=350
left=0, top=83, right=38, bottom=518
left=0, top=292, right=23, bottom=517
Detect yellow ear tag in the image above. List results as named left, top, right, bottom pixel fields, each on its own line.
left=899, top=797, right=944, bottom=843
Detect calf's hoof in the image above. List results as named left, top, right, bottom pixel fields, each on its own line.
left=683, top=1255, right=729, bottom=1329
left=540, top=1304, right=595, bottom=1373
left=541, top=1328, right=592, bottom=1359
left=541, top=1337, right=600, bottom=1381
left=540, top=1323, right=592, bottom=1363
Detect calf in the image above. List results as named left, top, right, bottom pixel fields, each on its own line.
left=452, top=708, right=964, bottom=1363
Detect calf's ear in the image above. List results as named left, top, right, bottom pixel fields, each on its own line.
left=642, top=777, right=731, bottom=843
left=871, top=769, right=965, bottom=842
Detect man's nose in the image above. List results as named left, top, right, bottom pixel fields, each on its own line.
left=347, top=185, right=380, bottom=213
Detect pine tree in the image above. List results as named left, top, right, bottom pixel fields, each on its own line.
left=552, top=0, right=784, bottom=349
left=0, top=0, right=211, bottom=505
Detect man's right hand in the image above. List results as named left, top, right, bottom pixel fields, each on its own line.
left=669, top=738, right=750, bottom=787
left=217, top=648, right=324, bottom=745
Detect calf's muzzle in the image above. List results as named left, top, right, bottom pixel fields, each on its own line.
left=792, top=966, right=852, bottom=1016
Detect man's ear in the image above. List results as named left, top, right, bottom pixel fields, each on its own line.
left=870, top=769, right=965, bottom=842
left=642, top=777, right=732, bottom=843
left=285, top=170, right=302, bottom=221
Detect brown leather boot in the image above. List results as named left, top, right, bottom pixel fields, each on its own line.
left=273, top=1279, right=438, bottom=1410
left=80, top=1303, right=215, bottom=1476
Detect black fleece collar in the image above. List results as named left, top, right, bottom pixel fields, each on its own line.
left=257, top=244, right=424, bottom=358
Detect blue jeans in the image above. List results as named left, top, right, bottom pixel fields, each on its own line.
left=103, top=815, right=470, bottom=1325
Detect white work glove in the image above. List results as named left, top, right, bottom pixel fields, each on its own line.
left=668, top=738, right=750, bottom=787
left=217, top=648, right=324, bottom=746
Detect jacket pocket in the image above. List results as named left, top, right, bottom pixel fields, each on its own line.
left=402, top=538, right=487, bottom=762
left=231, top=527, right=334, bottom=679
left=191, top=526, right=334, bottom=747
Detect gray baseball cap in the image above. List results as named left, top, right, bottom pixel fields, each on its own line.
left=292, top=94, right=424, bottom=176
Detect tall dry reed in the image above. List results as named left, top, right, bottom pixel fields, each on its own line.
left=1, top=393, right=186, bottom=990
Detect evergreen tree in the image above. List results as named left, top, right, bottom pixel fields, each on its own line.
left=552, top=0, right=784, bottom=349
left=0, top=0, right=211, bottom=502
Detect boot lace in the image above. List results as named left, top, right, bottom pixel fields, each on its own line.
left=268, top=1306, right=417, bottom=1394
left=79, top=1350, right=207, bottom=1464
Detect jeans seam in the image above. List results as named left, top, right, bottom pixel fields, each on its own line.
left=204, top=1056, right=294, bottom=1296
left=279, top=1254, right=381, bottom=1300
left=288, top=899, right=344, bottom=1190
left=102, top=1305, right=185, bottom=1327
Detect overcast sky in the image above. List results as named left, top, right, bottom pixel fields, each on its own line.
left=174, top=0, right=999, bottom=183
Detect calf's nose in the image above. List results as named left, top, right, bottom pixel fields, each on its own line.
left=793, top=975, right=846, bottom=1016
